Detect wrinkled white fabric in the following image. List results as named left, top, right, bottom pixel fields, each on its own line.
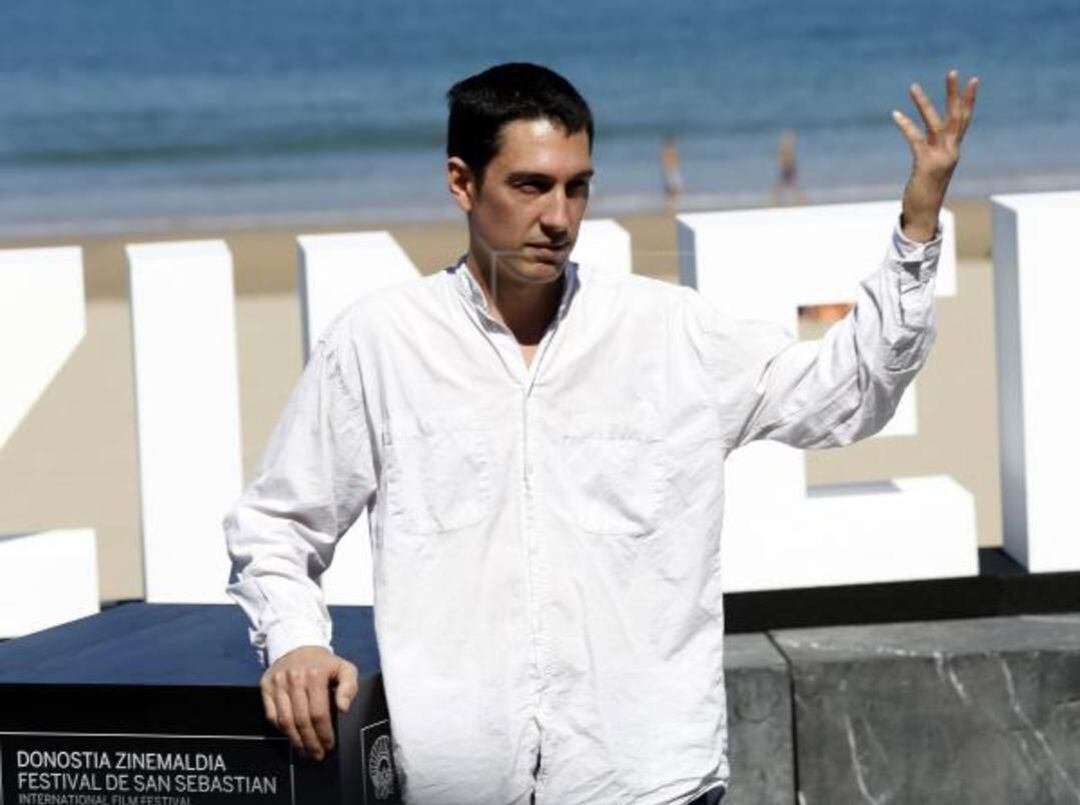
left=226, top=220, right=941, bottom=805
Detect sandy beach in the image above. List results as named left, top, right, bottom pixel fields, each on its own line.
left=0, top=198, right=1000, bottom=602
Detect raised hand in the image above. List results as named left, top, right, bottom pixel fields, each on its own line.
left=892, top=69, right=979, bottom=242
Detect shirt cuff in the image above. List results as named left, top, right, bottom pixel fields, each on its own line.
left=264, top=617, right=333, bottom=666
left=888, top=215, right=943, bottom=285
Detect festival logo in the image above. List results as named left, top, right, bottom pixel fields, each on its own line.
left=361, top=721, right=398, bottom=803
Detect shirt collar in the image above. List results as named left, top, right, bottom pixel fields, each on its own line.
left=450, top=256, right=580, bottom=323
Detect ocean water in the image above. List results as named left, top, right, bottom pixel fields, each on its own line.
left=2, top=0, right=1079, bottom=235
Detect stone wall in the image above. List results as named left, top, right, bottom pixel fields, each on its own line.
left=724, top=614, right=1080, bottom=805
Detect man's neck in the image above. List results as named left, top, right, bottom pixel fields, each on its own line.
left=466, top=253, right=564, bottom=348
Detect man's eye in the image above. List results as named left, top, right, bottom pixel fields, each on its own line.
left=517, top=181, right=545, bottom=193
left=568, top=180, right=591, bottom=197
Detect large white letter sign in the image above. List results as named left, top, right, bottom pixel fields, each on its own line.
left=992, top=191, right=1080, bottom=572
left=0, top=531, right=99, bottom=637
left=297, top=231, right=421, bottom=361
left=0, top=246, right=99, bottom=635
left=1, top=247, right=86, bottom=450
left=127, top=240, right=243, bottom=603
left=570, top=219, right=632, bottom=275
left=677, top=202, right=977, bottom=591
left=297, top=230, right=422, bottom=605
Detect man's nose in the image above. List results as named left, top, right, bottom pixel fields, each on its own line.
left=539, top=187, right=570, bottom=237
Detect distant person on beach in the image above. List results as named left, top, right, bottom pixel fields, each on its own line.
left=770, top=129, right=806, bottom=205
left=226, top=63, right=978, bottom=804
left=660, top=133, right=684, bottom=210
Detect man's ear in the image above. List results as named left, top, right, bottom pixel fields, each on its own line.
left=447, top=157, right=478, bottom=213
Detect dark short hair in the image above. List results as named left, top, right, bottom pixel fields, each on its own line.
left=446, top=62, right=594, bottom=184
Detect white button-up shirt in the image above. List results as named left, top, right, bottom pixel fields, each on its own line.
left=226, top=221, right=941, bottom=805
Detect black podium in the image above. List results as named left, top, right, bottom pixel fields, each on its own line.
left=0, top=603, right=400, bottom=804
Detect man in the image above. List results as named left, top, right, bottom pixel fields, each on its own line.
left=225, top=63, right=978, bottom=804
left=659, top=134, right=684, bottom=210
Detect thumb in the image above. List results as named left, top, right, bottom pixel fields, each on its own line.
left=332, top=660, right=359, bottom=713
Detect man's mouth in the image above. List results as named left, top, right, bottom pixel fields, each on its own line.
left=524, top=243, right=570, bottom=264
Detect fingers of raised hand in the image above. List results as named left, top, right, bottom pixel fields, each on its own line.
left=909, top=83, right=943, bottom=136
left=962, top=75, right=979, bottom=111
left=946, top=70, right=960, bottom=119
left=898, top=70, right=979, bottom=154
left=941, top=70, right=979, bottom=141
left=957, top=74, right=979, bottom=140
left=891, top=109, right=924, bottom=151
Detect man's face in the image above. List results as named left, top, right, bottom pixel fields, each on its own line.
left=450, top=117, right=593, bottom=286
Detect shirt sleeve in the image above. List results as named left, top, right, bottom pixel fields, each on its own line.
left=223, top=323, right=376, bottom=666
left=691, top=217, right=943, bottom=451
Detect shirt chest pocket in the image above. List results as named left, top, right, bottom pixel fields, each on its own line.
left=382, top=415, right=492, bottom=535
left=560, top=414, right=666, bottom=539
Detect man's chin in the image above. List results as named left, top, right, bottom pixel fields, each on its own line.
left=499, top=257, right=566, bottom=286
